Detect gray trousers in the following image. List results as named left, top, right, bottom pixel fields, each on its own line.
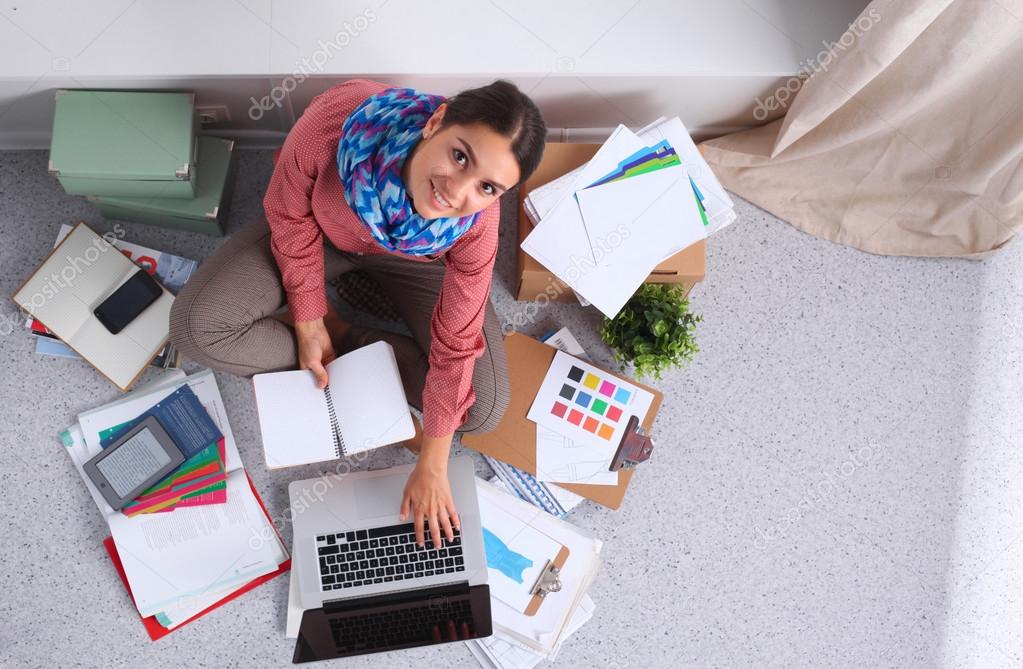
left=169, top=218, right=510, bottom=434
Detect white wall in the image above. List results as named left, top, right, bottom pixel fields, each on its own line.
left=0, top=0, right=869, bottom=148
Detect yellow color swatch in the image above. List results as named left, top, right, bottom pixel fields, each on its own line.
left=583, top=373, right=600, bottom=390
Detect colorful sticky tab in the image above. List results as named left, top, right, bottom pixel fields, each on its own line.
left=606, top=405, right=623, bottom=422
left=614, top=387, right=631, bottom=404
left=575, top=391, right=592, bottom=408
left=583, top=417, right=599, bottom=433
left=599, top=380, right=616, bottom=397
left=591, top=398, right=608, bottom=415
left=598, top=423, right=615, bottom=440
left=551, top=401, right=568, bottom=418
left=567, top=409, right=583, bottom=425
left=583, top=373, right=600, bottom=390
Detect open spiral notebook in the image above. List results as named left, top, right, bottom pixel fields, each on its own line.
left=252, top=341, right=416, bottom=468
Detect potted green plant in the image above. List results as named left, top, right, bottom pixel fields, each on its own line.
left=599, top=283, right=702, bottom=380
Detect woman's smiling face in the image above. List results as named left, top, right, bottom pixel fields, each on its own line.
left=401, top=103, right=521, bottom=219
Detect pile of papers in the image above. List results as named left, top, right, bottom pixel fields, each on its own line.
left=522, top=117, right=735, bottom=318
left=467, top=478, right=601, bottom=667
left=61, top=369, right=288, bottom=632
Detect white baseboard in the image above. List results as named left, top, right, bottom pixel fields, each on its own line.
left=0, top=125, right=751, bottom=151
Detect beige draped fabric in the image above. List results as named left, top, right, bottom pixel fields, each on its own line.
left=699, top=0, right=1023, bottom=258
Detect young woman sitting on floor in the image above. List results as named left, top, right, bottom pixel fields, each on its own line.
left=170, top=78, right=547, bottom=548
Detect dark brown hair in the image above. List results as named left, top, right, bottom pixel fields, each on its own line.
left=440, top=80, right=547, bottom=191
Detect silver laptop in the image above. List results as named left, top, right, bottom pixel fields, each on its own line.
left=289, top=456, right=491, bottom=662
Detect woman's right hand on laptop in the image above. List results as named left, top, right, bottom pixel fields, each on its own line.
left=295, top=318, right=335, bottom=389
left=400, top=439, right=461, bottom=548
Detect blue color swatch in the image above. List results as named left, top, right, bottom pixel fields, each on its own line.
left=483, top=527, right=533, bottom=584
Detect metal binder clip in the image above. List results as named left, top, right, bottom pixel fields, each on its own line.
left=609, top=415, right=655, bottom=471
left=530, top=560, right=562, bottom=599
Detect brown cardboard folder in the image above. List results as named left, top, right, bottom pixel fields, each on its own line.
left=462, top=332, right=664, bottom=510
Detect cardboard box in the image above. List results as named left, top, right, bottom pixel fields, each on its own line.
left=516, top=142, right=705, bottom=302
left=49, top=90, right=198, bottom=199
left=88, top=136, right=236, bottom=236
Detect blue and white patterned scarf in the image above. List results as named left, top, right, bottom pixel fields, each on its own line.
left=337, top=86, right=480, bottom=256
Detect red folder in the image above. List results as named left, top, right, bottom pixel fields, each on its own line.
left=102, top=473, right=291, bottom=641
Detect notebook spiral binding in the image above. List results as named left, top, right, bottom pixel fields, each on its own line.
left=323, top=386, right=347, bottom=457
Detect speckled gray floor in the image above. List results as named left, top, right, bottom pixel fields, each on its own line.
left=1, top=148, right=1021, bottom=669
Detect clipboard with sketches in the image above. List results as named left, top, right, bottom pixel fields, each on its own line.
left=462, top=332, right=663, bottom=509
left=480, top=488, right=570, bottom=616
left=476, top=478, right=602, bottom=654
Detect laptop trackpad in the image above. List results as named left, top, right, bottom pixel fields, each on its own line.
left=354, top=475, right=407, bottom=520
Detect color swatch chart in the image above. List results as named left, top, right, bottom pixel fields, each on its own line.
left=553, top=366, right=629, bottom=440
left=527, top=350, right=654, bottom=453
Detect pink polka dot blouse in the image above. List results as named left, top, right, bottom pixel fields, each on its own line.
left=262, top=78, right=501, bottom=437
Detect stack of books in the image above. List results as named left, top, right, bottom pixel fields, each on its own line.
left=49, top=89, right=237, bottom=236
left=14, top=223, right=175, bottom=390
left=521, top=117, right=735, bottom=317
left=24, top=223, right=198, bottom=369
left=61, top=369, right=289, bottom=639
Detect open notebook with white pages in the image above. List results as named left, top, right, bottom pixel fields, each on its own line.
left=252, top=340, right=416, bottom=468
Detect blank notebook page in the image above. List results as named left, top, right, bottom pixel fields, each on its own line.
left=252, top=369, right=334, bottom=468
left=253, top=341, right=413, bottom=468
left=326, top=340, right=415, bottom=454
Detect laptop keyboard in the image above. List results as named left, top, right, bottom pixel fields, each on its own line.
left=317, top=523, right=465, bottom=591
left=328, top=598, right=474, bottom=653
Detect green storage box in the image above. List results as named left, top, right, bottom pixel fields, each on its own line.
left=88, top=136, right=236, bottom=236
left=49, top=89, right=197, bottom=198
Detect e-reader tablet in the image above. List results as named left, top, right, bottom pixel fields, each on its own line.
left=83, top=415, right=187, bottom=510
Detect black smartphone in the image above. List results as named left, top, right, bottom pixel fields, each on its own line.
left=93, top=269, right=163, bottom=334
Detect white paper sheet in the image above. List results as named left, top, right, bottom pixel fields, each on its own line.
left=480, top=493, right=565, bottom=612
left=106, top=469, right=286, bottom=617
left=636, top=116, right=736, bottom=235
left=466, top=594, right=596, bottom=669
left=571, top=162, right=706, bottom=316
left=541, top=327, right=587, bottom=359
left=535, top=425, right=620, bottom=486
left=520, top=126, right=646, bottom=295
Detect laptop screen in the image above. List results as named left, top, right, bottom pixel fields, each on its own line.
left=293, top=583, right=492, bottom=662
